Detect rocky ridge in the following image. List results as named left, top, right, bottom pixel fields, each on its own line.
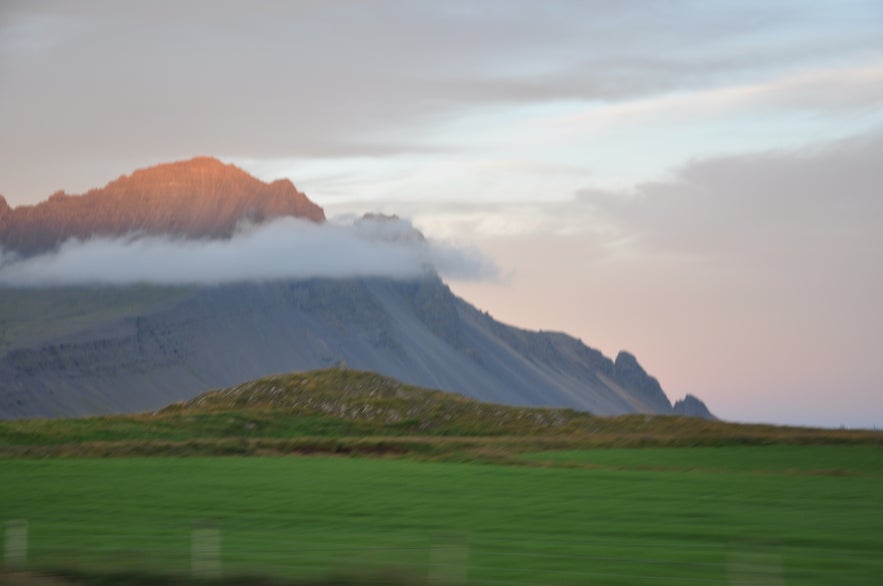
left=672, top=394, right=716, bottom=419
left=0, top=157, right=324, bottom=255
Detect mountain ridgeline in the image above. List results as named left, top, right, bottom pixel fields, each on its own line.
left=0, top=157, right=324, bottom=255
left=0, top=157, right=713, bottom=420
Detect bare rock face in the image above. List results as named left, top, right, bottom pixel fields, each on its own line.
left=673, top=394, right=716, bottom=419
left=613, top=351, right=672, bottom=413
left=0, top=157, right=325, bottom=255
left=0, top=195, right=9, bottom=240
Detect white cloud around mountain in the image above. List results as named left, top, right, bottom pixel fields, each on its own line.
left=0, top=216, right=497, bottom=287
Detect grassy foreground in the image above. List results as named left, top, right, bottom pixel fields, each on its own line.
left=2, top=449, right=882, bottom=585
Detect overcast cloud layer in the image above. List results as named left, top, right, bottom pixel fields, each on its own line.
left=2, top=1, right=882, bottom=200
left=0, top=216, right=497, bottom=286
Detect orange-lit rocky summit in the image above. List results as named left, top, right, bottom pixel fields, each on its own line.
left=0, top=157, right=325, bottom=255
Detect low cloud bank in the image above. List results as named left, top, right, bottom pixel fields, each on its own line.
left=0, top=215, right=498, bottom=287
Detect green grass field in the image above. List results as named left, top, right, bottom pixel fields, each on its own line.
left=3, top=447, right=882, bottom=585
left=521, top=445, right=883, bottom=473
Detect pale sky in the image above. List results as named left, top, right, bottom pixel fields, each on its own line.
left=2, top=1, right=882, bottom=427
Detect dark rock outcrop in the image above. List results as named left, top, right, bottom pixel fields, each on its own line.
left=0, top=195, right=9, bottom=232
left=613, top=351, right=672, bottom=413
left=673, top=394, right=716, bottom=419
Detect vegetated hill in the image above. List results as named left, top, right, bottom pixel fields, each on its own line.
left=164, top=367, right=587, bottom=435
left=0, top=276, right=706, bottom=420
left=1, top=368, right=879, bottom=459
left=163, top=368, right=864, bottom=441
left=0, top=157, right=324, bottom=255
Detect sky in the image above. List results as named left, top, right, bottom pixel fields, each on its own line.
left=1, top=0, right=882, bottom=428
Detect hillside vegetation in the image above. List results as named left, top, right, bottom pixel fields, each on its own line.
left=1, top=368, right=880, bottom=458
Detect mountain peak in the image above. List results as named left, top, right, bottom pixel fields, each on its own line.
left=614, top=350, right=640, bottom=369
left=100, top=157, right=309, bottom=204
left=354, top=212, right=427, bottom=244
left=613, top=350, right=672, bottom=410
left=117, top=156, right=247, bottom=184
left=673, top=394, right=716, bottom=420
left=0, top=157, right=326, bottom=255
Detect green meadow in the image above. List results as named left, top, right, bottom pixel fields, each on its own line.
left=3, top=447, right=882, bottom=585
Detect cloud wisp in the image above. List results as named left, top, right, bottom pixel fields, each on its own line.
left=0, top=215, right=498, bottom=287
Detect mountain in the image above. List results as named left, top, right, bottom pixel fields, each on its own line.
left=0, top=157, right=324, bottom=255
left=672, top=394, right=716, bottom=419
left=0, top=158, right=714, bottom=420
left=0, top=276, right=713, bottom=420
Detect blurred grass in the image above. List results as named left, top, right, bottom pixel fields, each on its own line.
left=1, top=568, right=431, bottom=586
left=1, top=453, right=881, bottom=585
left=520, top=445, right=883, bottom=475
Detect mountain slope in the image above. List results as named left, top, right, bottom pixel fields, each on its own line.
left=0, top=276, right=710, bottom=420
left=0, top=157, right=324, bottom=255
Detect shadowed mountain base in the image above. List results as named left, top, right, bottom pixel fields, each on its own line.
left=0, top=277, right=708, bottom=420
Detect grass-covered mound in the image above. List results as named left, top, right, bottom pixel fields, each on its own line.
left=1, top=368, right=880, bottom=458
